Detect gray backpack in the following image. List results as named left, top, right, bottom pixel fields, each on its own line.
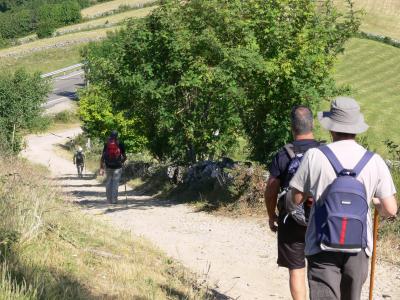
left=278, top=143, right=317, bottom=226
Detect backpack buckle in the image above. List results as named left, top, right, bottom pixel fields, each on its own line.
left=339, top=169, right=356, bottom=177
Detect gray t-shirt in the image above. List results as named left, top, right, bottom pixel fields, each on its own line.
left=290, top=140, right=396, bottom=256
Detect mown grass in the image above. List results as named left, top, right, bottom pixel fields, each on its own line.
left=0, top=45, right=83, bottom=74
left=56, top=6, right=155, bottom=36
left=81, top=0, right=157, bottom=19
left=0, top=27, right=118, bottom=58
left=12, top=6, right=155, bottom=47
left=335, top=0, right=400, bottom=40
left=331, top=37, right=400, bottom=155
left=0, top=158, right=212, bottom=299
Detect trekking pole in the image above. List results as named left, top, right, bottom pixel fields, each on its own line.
left=369, top=209, right=379, bottom=300
left=124, top=164, right=128, bottom=207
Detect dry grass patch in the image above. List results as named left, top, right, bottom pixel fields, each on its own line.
left=57, top=6, right=155, bottom=36
left=0, top=45, right=83, bottom=74
left=82, top=0, right=157, bottom=19
left=0, top=27, right=119, bottom=58
left=0, top=158, right=213, bottom=299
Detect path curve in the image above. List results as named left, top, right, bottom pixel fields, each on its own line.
left=22, top=128, right=400, bottom=300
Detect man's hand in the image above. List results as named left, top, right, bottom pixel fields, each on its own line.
left=99, top=168, right=104, bottom=176
left=373, top=196, right=398, bottom=217
left=268, top=214, right=278, bottom=233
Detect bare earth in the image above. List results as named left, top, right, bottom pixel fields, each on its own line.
left=22, top=128, right=400, bottom=300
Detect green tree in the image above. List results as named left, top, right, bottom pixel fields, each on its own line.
left=0, top=70, right=50, bottom=153
left=82, top=0, right=360, bottom=163
left=79, top=86, right=147, bottom=152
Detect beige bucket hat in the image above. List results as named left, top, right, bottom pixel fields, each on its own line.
left=317, top=97, right=369, bottom=134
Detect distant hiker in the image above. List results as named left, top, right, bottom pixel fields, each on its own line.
left=290, top=97, right=398, bottom=300
left=265, top=105, right=321, bottom=300
left=73, top=146, right=85, bottom=178
left=99, top=130, right=127, bottom=204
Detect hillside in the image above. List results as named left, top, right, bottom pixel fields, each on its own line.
left=0, top=154, right=211, bottom=299
left=333, top=37, right=400, bottom=154
left=336, top=0, right=400, bottom=40
left=0, top=0, right=156, bottom=73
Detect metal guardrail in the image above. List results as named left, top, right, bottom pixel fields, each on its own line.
left=41, top=63, right=84, bottom=78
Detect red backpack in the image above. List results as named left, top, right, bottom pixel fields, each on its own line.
left=104, top=138, right=121, bottom=167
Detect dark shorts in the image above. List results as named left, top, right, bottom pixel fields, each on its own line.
left=277, top=213, right=306, bottom=270
left=277, top=241, right=306, bottom=269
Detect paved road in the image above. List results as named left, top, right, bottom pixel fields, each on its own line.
left=45, top=70, right=85, bottom=108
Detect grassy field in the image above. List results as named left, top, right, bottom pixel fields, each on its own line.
left=332, top=37, right=400, bottom=155
left=0, top=4, right=156, bottom=74
left=11, top=6, right=154, bottom=47
left=335, top=0, right=400, bottom=40
left=0, top=45, right=83, bottom=74
left=0, top=27, right=120, bottom=58
left=57, top=6, right=155, bottom=35
left=0, top=158, right=211, bottom=299
left=82, top=0, right=157, bottom=18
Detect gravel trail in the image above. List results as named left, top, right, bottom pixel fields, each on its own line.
left=22, top=128, right=400, bottom=300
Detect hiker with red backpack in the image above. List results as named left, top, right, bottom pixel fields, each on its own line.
left=265, top=105, right=321, bottom=300
left=290, top=97, right=398, bottom=300
left=99, top=130, right=127, bottom=204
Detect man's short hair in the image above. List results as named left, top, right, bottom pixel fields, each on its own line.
left=291, top=105, right=313, bottom=135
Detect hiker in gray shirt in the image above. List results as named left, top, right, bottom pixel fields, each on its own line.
left=290, top=97, right=397, bottom=300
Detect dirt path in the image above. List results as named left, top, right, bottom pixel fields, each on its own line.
left=22, top=128, right=400, bottom=300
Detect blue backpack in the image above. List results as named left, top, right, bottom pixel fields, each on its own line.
left=316, top=146, right=374, bottom=253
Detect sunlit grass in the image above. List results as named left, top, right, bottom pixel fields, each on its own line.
left=335, top=0, right=400, bottom=40
left=81, top=0, right=157, bottom=19
left=0, top=158, right=211, bottom=299
left=330, top=38, right=400, bottom=155
left=0, top=45, right=83, bottom=74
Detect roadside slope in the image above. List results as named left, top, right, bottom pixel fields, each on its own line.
left=22, top=128, right=400, bottom=300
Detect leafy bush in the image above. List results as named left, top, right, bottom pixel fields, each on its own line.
left=0, top=70, right=50, bottom=153
left=0, top=8, right=33, bottom=39
left=82, top=0, right=360, bottom=164
left=0, top=0, right=82, bottom=41
left=36, top=19, right=56, bottom=38
left=79, top=86, right=147, bottom=153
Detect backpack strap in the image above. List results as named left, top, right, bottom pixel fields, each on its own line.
left=319, top=146, right=344, bottom=175
left=284, top=143, right=296, bottom=159
left=352, top=151, right=374, bottom=177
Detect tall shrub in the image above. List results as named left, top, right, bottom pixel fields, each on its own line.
left=0, top=70, right=50, bottom=153
left=82, top=0, right=360, bottom=163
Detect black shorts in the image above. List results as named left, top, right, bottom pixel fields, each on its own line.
left=277, top=241, right=306, bottom=269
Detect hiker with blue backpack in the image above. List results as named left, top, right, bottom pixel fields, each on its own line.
left=290, top=97, right=398, bottom=300
left=99, top=130, right=127, bottom=204
left=265, top=105, right=322, bottom=300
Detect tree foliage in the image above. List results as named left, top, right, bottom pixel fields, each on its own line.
left=0, top=70, right=50, bottom=153
left=0, top=0, right=82, bottom=41
left=79, top=86, right=147, bottom=152
left=82, top=0, right=360, bottom=163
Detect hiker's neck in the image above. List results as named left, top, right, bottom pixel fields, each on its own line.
left=294, top=132, right=314, bottom=141
left=331, top=131, right=357, bottom=142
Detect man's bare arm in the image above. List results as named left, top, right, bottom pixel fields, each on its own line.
left=373, top=195, right=398, bottom=217
left=292, top=188, right=305, bottom=205
left=264, top=176, right=280, bottom=232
